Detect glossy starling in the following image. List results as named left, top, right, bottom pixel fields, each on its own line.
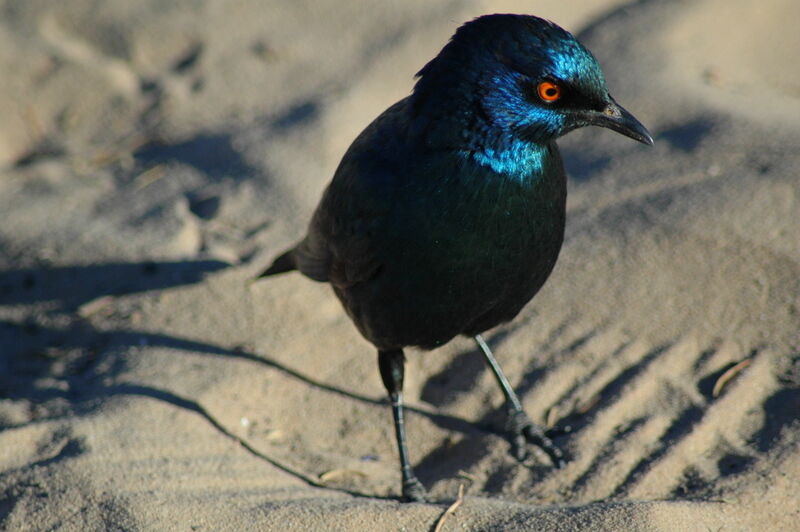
left=259, top=13, right=653, bottom=502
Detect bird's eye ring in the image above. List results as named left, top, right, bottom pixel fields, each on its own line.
left=537, top=81, right=562, bottom=103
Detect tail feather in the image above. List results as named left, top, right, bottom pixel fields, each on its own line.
left=257, top=249, right=296, bottom=278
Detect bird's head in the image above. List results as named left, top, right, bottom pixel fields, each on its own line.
left=412, top=14, right=653, bottom=152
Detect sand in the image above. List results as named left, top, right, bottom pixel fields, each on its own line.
left=1, top=0, right=799, bottom=530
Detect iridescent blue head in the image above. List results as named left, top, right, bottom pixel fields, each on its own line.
left=412, top=14, right=652, bottom=160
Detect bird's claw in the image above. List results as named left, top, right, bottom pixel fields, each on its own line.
left=543, top=423, right=573, bottom=438
left=401, top=476, right=428, bottom=503
left=506, top=409, right=566, bottom=468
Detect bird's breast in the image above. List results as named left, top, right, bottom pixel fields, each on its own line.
left=395, top=143, right=566, bottom=270
left=374, top=146, right=566, bottom=342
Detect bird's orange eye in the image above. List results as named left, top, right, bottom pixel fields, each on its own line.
left=537, top=81, right=561, bottom=102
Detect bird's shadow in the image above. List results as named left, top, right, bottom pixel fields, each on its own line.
left=0, top=259, right=481, bottom=501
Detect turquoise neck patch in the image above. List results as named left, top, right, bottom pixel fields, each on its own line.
left=464, top=141, right=548, bottom=181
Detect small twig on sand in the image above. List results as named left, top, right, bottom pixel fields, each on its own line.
left=433, top=483, right=465, bottom=532
left=712, top=358, right=753, bottom=398
left=133, top=164, right=166, bottom=190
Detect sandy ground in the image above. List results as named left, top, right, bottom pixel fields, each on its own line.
left=1, top=0, right=799, bottom=530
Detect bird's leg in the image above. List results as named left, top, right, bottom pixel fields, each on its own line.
left=474, top=334, right=565, bottom=468
left=378, top=349, right=427, bottom=502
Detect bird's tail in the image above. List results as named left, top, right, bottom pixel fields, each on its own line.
left=257, top=248, right=296, bottom=278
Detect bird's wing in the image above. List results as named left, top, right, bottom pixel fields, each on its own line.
left=292, top=172, right=392, bottom=287
left=292, top=101, right=412, bottom=287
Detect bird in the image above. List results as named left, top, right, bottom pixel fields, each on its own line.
left=258, top=13, right=653, bottom=502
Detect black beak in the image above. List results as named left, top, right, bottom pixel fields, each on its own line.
left=587, top=98, right=654, bottom=146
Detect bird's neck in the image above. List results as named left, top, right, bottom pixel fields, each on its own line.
left=463, top=139, right=554, bottom=182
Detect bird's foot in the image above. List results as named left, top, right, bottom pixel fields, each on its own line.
left=505, top=409, right=566, bottom=468
left=401, top=476, right=428, bottom=503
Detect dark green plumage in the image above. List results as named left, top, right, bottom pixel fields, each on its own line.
left=258, top=13, right=652, bottom=501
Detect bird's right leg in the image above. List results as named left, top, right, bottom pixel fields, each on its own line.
left=378, top=349, right=427, bottom=502
left=474, top=334, right=566, bottom=468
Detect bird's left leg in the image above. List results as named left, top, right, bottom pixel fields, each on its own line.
left=474, top=334, right=565, bottom=468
